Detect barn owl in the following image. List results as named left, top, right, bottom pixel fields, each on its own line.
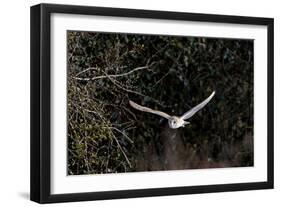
left=129, top=91, right=215, bottom=129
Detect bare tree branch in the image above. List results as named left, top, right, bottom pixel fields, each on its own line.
left=73, top=63, right=155, bottom=81
left=75, top=67, right=99, bottom=77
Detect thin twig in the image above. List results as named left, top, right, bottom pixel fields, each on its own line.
left=107, top=74, right=146, bottom=97
left=152, top=71, right=170, bottom=88
left=105, top=74, right=169, bottom=107
left=75, top=67, right=99, bottom=77
left=109, top=127, right=134, bottom=143
left=112, top=136, right=132, bottom=167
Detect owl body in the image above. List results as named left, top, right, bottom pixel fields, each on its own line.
left=168, top=116, right=190, bottom=129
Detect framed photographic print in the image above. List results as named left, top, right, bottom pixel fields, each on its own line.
left=30, top=3, right=274, bottom=203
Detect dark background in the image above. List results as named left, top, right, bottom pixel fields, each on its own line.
left=67, top=31, right=253, bottom=175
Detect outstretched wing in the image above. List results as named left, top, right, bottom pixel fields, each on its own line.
left=180, top=91, right=215, bottom=120
left=129, top=100, right=171, bottom=120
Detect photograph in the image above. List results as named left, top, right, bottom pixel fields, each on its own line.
left=67, top=31, right=254, bottom=175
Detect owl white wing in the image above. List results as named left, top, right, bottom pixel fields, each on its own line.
left=129, top=100, right=171, bottom=120
left=180, top=91, right=215, bottom=120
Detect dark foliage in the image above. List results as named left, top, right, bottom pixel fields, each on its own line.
left=67, top=31, right=253, bottom=175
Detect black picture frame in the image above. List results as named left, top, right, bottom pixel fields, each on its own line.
left=30, top=3, right=274, bottom=204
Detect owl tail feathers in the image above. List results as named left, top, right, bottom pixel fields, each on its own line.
left=183, top=121, right=190, bottom=127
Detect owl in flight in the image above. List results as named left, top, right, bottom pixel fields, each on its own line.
left=129, top=91, right=215, bottom=129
